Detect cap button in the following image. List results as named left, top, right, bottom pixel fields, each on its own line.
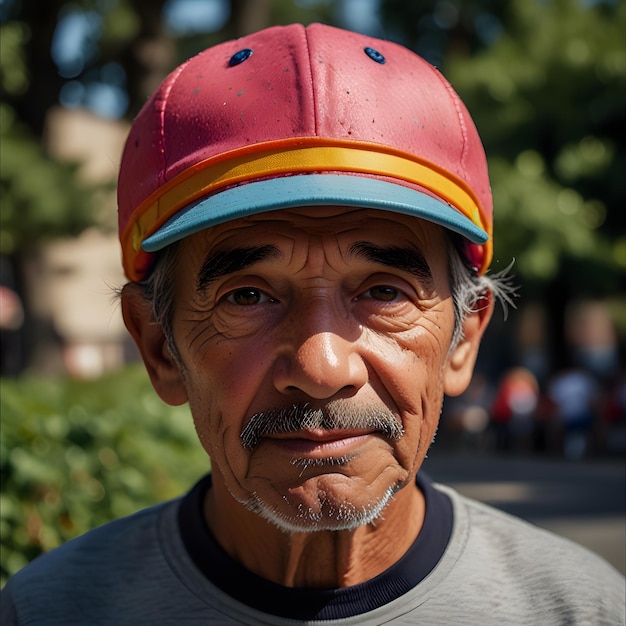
left=228, top=48, right=253, bottom=67
left=364, top=47, right=385, bottom=64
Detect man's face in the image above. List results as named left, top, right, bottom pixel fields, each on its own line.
left=165, top=207, right=463, bottom=531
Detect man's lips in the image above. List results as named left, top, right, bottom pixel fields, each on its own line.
left=261, top=428, right=379, bottom=456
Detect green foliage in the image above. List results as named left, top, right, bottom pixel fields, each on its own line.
left=0, top=365, right=209, bottom=585
left=444, top=0, right=626, bottom=289
left=99, top=0, right=142, bottom=45
left=488, top=153, right=613, bottom=280
left=0, top=20, right=99, bottom=256
left=268, top=0, right=335, bottom=26
left=0, top=21, right=29, bottom=96
left=0, top=104, right=98, bottom=256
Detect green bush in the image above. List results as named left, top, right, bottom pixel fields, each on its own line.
left=0, top=365, right=209, bottom=586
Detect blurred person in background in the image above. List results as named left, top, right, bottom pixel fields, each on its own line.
left=490, top=367, right=539, bottom=453
left=548, top=366, right=600, bottom=460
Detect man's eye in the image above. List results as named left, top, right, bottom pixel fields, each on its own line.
left=227, top=288, right=266, bottom=306
left=367, top=286, right=400, bottom=302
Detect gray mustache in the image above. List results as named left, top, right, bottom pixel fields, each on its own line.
left=240, top=401, right=404, bottom=449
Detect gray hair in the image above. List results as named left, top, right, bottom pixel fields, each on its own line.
left=136, top=241, right=180, bottom=361
left=136, top=236, right=515, bottom=362
left=447, top=236, right=516, bottom=350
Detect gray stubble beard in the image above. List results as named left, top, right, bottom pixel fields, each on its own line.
left=236, top=481, right=403, bottom=534
left=236, top=400, right=406, bottom=533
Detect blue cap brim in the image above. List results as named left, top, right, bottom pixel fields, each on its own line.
left=142, top=174, right=488, bottom=252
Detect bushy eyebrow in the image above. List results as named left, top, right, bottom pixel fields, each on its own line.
left=349, top=241, right=433, bottom=285
left=195, top=241, right=432, bottom=291
left=196, top=245, right=280, bottom=292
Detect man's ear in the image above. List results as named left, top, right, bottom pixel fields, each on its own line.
left=121, top=283, right=188, bottom=406
left=444, top=292, right=494, bottom=397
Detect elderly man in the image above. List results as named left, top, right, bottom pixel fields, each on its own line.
left=2, top=23, right=623, bottom=625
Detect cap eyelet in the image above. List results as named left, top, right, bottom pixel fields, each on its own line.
left=229, top=48, right=253, bottom=67
left=364, top=47, right=385, bottom=64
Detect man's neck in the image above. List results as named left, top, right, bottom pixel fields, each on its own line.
left=203, top=475, right=425, bottom=588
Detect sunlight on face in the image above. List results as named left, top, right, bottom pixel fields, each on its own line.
left=170, top=207, right=457, bottom=532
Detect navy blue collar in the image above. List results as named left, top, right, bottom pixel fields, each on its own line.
left=178, top=471, right=452, bottom=620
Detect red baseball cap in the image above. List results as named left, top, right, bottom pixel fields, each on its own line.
left=118, top=23, right=493, bottom=281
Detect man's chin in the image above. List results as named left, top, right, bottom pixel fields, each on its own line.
left=236, top=484, right=400, bottom=534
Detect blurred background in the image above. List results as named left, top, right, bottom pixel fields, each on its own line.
left=1, top=0, right=624, bottom=583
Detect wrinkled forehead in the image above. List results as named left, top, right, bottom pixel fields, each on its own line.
left=175, top=207, right=452, bottom=277
left=195, top=204, right=443, bottom=240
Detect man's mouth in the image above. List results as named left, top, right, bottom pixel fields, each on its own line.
left=263, top=428, right=379, bottom=456
left=240, top=402, right=404, bottom=450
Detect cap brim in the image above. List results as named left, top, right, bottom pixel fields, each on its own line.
left=142, top=174, right=488, bottom=252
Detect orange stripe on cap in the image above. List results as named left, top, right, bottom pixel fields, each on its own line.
left=121, top=137, right=492, bottom=280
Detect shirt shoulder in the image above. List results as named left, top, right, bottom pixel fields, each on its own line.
left=431, top=484, right=625, bottom=625
left=1, top=499, right=188, bottom=625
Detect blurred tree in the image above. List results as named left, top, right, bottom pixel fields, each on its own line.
left=4, top=0, right=623, bottom=375
left=380, top=0, right=508, bottom=65
left=0, top=14, right=95, bottom=258
left=1, top=1, right=111, bottom=372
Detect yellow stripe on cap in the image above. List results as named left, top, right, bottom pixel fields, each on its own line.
left=121, top=137, right=491, bottom=279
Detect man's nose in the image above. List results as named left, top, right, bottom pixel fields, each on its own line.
left=272, top=303, right=368, bottom=400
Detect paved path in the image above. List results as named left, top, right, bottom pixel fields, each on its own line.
left=422, top=452, right=626, bottom=574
